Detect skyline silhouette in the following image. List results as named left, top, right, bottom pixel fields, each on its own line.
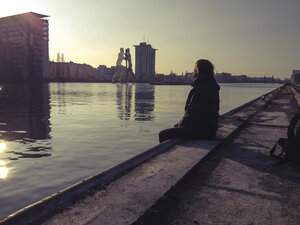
left=1, top=0, right=300, bottom=78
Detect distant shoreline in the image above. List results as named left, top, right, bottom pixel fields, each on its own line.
left=0, top=80, right=287, bottom=84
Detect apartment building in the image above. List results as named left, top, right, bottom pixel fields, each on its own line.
left=134, top=42, right=156, bottom=81
left=0, top=12, right=49, bottom=81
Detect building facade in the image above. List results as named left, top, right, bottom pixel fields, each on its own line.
left=215, top=72, right=233, bottom=83
left=49, top=62, right=116, bottom=81
left=49, top=61, right=96, bottom=81
left=292, top=70, right=300, bottom=83
left=0, top=12, right=49, bottom=81
left=134, top=42, right=156, bottom=81
left=97, top=65, right=116, bottom=81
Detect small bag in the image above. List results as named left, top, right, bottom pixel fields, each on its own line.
left=270, top=112, right=300, bottom=165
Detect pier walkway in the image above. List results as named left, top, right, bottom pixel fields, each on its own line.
left=1, top=84, right=299, bottom=225
left=134, top=85, right=300, bottom=225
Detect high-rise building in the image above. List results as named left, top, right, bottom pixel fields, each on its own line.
left=292, top=70, right=300, bottom=83
left=0, top=12, right=49, bottom=81
left=134, top=42, right=157, bottom=81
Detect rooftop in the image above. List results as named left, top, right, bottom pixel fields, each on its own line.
left=0, top=12, right=49, bottom=20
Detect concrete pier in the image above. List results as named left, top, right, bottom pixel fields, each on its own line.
left=1, top=84, right=299, bottom=225
left=133, top=85, right=300, bottom=225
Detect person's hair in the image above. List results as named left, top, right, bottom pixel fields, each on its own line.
left=126, top=48, right=130, bottom=53
left=196, top=59, right=214, bottom=76
left=120, top=48, right=124, bottom=51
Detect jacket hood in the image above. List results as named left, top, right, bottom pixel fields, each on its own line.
left=192, top=75, right=220, bottom=91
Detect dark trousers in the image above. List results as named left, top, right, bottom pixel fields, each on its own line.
left=159, top=127, right=216, bottom=143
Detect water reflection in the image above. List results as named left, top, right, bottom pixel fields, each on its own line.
left=0, top=142, right=7, bottom=179
left=134, top=84, right=155, bottom=121
left=52, top=83, right=67, bottom=110
left=116, top=84, right=133, bottom=120
left=0, top=142, right=5, bottom=152
left=0, top=141, right=7, bottom=179
left=0, top=83, right=52, bottom=160
left=115, top=84, right=155, bottom=121
left=0, top=162, right=8, bottom=179
left=0, top=168, right=8, bottom=179
left=50, top=83, right=94, bottom=111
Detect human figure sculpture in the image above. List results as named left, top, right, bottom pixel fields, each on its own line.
left=112, top=48, right=125, bottom=83
left=124, top=48, right=135, bottom=83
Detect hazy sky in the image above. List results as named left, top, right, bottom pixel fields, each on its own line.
left=1, top=0, right=300, bottom=78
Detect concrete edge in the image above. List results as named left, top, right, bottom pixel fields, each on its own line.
left=0, top=139, right=180, bottom=225
left=291, top=83, right=300, bottom=107
left=221, top=83, right=287, bottom=117
left=131, top=85, right=289, bottom=224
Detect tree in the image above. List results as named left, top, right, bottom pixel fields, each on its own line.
left=56, top=52, right=61, bottom=62
left=61, top=53, right=65, bottom=62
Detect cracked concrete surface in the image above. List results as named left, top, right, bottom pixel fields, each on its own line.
left=135, top=86, right=300, bottom=225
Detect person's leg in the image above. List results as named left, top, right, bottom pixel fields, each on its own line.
left=159, top=127, right=215, bottom=143
left=159, top=127, right=191, bottom=143
left=130, top=70, right=135, bottom=83
left=112, top=68, right=119, bottom=83
left=123, top=68, right=129, bottom=83
left=127, top=68, right=134, bottom=82
left=119, top=66, right=126, bottom=83
left=113, top=66, right=122, bottom=83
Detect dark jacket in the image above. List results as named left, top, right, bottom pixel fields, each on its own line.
left=178, top=75, right=220, bottom=134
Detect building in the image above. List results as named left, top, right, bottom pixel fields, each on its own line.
left=292, top=70, right=300, bottom=83
left=49, top=61, right=116, bottom=81
left=0, top=12, right=49, bottom=81
left=215, top=72, right=232, bottom=83
left=134, top=42, right=157, bottom=81
left=97, top=65, right=116, bottom=81
left=233, top=75, right=248, bottom=83
left=49, top=61, right=97, bottom=81
left=185, top=72, right=194, bottom=81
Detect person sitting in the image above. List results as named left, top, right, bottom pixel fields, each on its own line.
left=159, top=59, right=220, bottom=143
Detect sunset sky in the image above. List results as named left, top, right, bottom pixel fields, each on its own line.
left=1, top=0, right=299, bottom=78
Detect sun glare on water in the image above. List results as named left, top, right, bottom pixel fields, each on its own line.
left=0, top=161, right=7, bottom=179
left=0, top=142, right=7, bottom=179
left=0, top=167, right=8, bottom=179
left=0, top=142, right=6, bottom=152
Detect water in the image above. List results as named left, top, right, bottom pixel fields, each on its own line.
left=0, top=82, right=281, bottom=219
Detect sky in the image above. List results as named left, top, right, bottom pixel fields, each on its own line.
left=0, top=0, right=300, bottom=78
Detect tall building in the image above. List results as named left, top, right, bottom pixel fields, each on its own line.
left=134, top=42, right=157, bottom=81
left=292, top=70, right=300, bottom=83
left=0, top=12, right=49, bottom=81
